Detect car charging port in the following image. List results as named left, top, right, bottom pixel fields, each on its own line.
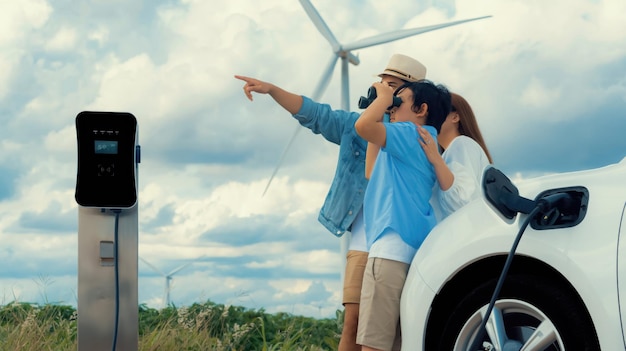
left=531, top=187, right=589, bottom=230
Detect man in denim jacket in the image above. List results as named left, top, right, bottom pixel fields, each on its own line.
left=234, top=54, right=426, bottom=351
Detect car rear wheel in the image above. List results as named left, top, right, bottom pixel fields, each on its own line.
left=438, top=274, right=600, bottom=350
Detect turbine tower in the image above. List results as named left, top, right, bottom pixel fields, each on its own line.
left=139, top=257, right=195, bottom=307
left=263, top=0, right=491, bottom=196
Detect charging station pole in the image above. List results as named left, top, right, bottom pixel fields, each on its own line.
left=75, top=112, right=140, bottom=351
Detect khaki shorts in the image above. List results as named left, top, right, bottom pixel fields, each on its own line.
left=342, top=250, right=368, bottom=305
left=357, top=257, right=409, bottom=351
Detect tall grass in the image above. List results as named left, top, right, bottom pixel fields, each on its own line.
left=0, top=301, right=342, bottom=350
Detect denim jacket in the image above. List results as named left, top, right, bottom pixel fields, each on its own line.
left=293, top=96, right=368, bottom=237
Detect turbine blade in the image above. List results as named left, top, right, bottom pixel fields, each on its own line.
left=342, top=16, right=492, bottom=52
left=261, top=125, right=301, bottom=197
left=261, top=55, right=338, bottom=197
left=299, top=0, right=340, bottom=52
left=347, top=52, right=360, bottom=66
left=168, top=261, right=193, bottom=276
left=311, top=55, right=339, bottom=100
left=139, top=257, right=167, bottom=277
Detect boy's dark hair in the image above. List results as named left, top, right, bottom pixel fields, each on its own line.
left=394, top=80, right=451, bottom=133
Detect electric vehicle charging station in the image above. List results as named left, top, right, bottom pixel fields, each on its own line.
left=75, top=111, right=140, bottom=350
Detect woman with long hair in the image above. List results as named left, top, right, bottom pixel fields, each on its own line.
left=418, top=92, right=493, bottom=220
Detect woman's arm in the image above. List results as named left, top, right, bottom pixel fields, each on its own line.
left=418, top=125, right=454, bottom=190
left=436, top=137, right=491, bottom=216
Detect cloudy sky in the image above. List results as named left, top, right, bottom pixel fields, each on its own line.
left=1, top=0, right=625, bottom=318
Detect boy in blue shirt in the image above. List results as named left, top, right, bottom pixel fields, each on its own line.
left=354, top=80, right=451, bottom=351
left=235, top=54, right=427, bottom=351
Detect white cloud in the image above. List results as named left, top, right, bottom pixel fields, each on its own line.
left=0, top=1, right=52, bottom=99
left=0, top=54, right=18, bottom=100
left=88, top=26, right=109, bottom=46
left=91, top=54, right=160, bottom=113
left=519, top=77, right=562, bottom=109
left=287, top=249, right=341, bottom=274
left=0, top=0, right=52, bottom=46
left=271, top=279, right=313, bottom=295
left=247, top=259, right=282, bottom=269
left=136, top=176, right=326, bottom=246
left=45, top=26, right=78, bottom=52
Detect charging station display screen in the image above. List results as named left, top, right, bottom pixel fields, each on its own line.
left=94, top=140, right=118, bottom=154
left=75, top=112, right=138, bottom=208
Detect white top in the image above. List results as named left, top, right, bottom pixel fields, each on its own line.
left=431, top=135, right=491, bottom=222
left=369, top=230, right=416, bottom=264
left=348, top=208, right=368, bottom=252
left=351, top=211, right=418, bottom=263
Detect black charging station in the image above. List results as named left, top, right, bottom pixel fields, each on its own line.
left=75, top=111, right=139, bottom=209
left=75, top=111, right=140, bottom=351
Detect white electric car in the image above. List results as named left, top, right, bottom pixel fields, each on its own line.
left=400, top=157, right=626, bottom=350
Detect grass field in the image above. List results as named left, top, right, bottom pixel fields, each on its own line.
left=0, top=300, right=342, bottom=350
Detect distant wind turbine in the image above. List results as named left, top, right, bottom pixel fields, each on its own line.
left=262, top=0, right=491, bottom=196
left=139, top=256, right=199, bottom=307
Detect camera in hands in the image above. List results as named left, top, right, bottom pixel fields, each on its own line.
left=357, top=86, right=402, bottom=110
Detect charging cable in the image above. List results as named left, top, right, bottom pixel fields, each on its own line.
left=110, top=209, right=122, bottom=351
left=468, top=193, right=572, bottom=350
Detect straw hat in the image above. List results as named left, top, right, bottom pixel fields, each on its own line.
left=377, top=54, right=427, bottom=82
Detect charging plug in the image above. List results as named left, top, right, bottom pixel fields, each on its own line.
left=536, top=192, right=573, bottom=214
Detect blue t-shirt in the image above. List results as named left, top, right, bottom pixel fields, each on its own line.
left=363, top=123, right=438, bottom=249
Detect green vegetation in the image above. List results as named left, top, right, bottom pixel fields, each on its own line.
left=0, top=301, right=342, bottom=350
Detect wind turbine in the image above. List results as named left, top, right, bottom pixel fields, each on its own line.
left=139, top=256, right=197, bottom=307
left=263, top=0, right=491, bottom=196
left=261, top=0, right=492, bottom=273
